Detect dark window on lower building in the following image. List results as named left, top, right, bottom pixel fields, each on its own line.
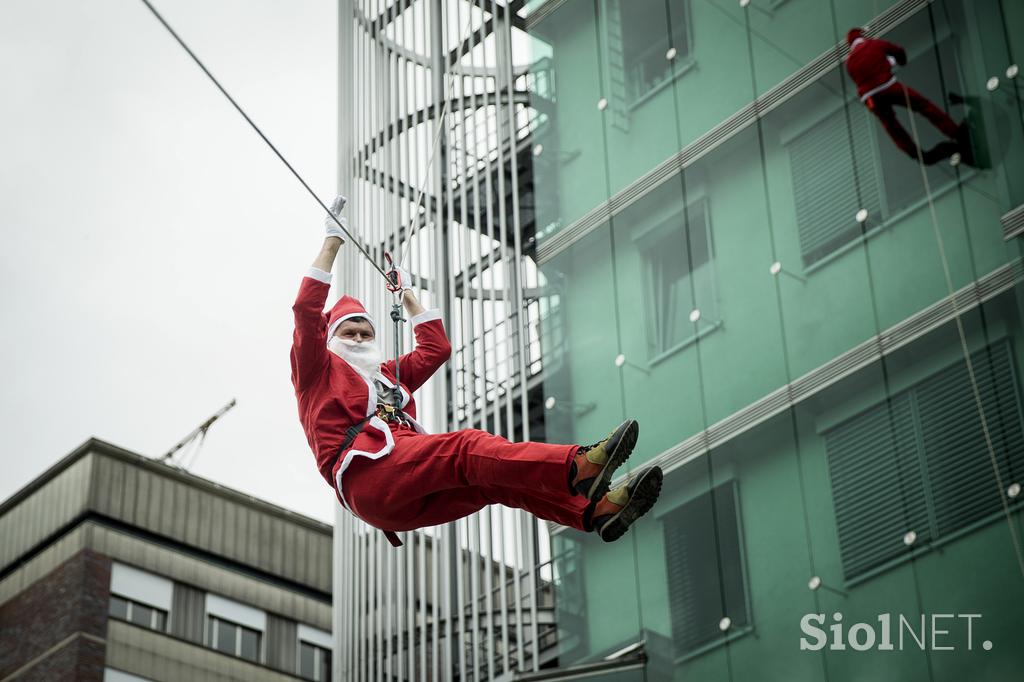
left=299, top=641, right=332, bottom=681
left=663, top=481, right=749, bottom=656
left=825, top=342, right=1024, bottom=580
left=108, top=594, right=168, bottom=632
left=207, top=615, right=262, bottom=663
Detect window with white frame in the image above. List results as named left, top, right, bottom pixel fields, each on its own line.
left=297, top=624, right=332, bottom=681
left=108, top=563, right=172, bottom=634
left=207, top=615, right=262, bottom=662
left=635, top=197, right=718, bottom=357
left=204, top=593, right=266, bottom=664
left=604, top=0, right=693, bottom=106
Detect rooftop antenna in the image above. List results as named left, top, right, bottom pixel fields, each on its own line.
left=159, top=398, right=237, bottom=467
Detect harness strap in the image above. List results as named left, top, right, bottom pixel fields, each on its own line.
left=335, top=415, right=405, bottom=548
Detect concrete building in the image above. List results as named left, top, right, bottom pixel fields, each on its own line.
left=0, top=438, right=333, bottom=682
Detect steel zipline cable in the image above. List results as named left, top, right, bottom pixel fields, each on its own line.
left=137, top=0, right=393, bottom=280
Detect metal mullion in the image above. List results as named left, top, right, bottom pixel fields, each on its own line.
left=493, top=3, right=541, bottom=667
left=456, top=519, right=468, bottom=681
left=478, top=21, right=501, bottom=665
left=489, top=3, right=511, bottom=440
left=432, top=529, right=441, bottom=681
left=407, top=529, right=416, bottom=679
left=512, top=505, right=524, bottom=671
left=474, top=9, right=501, bottom=445
left=457, top=0, right=478, bottom=441
left=371, top=523, right=380, bottom=682
left=483, top=505, right=494, bottom=677
left=358, top=523, right=366, bottom=682
left=468, top=13, right=487, bottom=436
left=418, top=528, right=428, bottom=679
left=347, top=516, right=356, bottom=682
left=525, top=509, right=539, bottom=669
left=469, top=513, right=481, bottom=681
left=441, top=523, right=453, bottom=682
left=497, top=506, right=509, bottom=675
left=385, top=522, right=394, bottom=680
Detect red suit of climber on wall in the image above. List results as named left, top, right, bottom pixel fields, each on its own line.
left=291, top=196, right=663, bottom=546
left=845, top=27, right=971, bottom=165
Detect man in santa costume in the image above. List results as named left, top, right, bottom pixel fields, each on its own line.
left=845, top=27, right=969, bottom=165
left=292, top=196, right=663, bottom=546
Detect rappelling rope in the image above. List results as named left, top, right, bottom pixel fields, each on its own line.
left=901, top=76, right=1024, bottom=578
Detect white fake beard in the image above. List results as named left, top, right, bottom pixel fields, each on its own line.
left=328, top=337, right=383, bottom=377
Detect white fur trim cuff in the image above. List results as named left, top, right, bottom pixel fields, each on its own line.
left=306, top=267, right=333, bottom=284
left=410, top=309, right=442, bottom=326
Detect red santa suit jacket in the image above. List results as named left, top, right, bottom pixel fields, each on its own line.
left=845, top=35, right=907, bottom=101
left=291, top=268, right=452, bottom=511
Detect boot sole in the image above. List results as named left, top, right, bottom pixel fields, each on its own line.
left=598, top=467, right=663, bottom=543
left=585, top=419, right=639, bottom=502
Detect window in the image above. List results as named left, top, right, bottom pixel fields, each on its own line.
left=825, top=342, right=1024, bottom=580
left=636, top=198, right=717, bottom=357
left=207, top=615, right=262, bottom=663
left=108, top=594, right=168, bottom=632
left=663, top=481, right=749, bottom=657
left=788, top=36, right=961, bottom=266
left=602, top=0, right=692, bottom=119
left=299, top=641, right=332, bottom=681
left=108, top=563, right=172, bottom=633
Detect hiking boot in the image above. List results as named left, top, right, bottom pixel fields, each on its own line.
left=590, top=466, right=664, bottom=543
left=922, top=141, right=959, bottom=165
left=569, top=419, right=639, bottom=502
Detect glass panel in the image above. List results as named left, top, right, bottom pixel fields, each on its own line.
left=129, top=602, right=154, bottom=629
left=153, top=609, right=167, bottom=632
left=108, top=595, right=129, bottom=620
left=214, top=617, right=237, bottom=655
left=320, top=648, right=332, bottom=682
left=239, top=627, right=260, bottom=662
left=299, top=642, right=316, bottom=679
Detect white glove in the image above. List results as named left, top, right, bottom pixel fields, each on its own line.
left=324, top=195, right=348, bottom=242
left=386, top=265, right=413, bottom=293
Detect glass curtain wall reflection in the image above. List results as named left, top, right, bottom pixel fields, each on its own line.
left=527, top=0, right=1024, bottom=680
left=335, top=0, right=1024, bottom=680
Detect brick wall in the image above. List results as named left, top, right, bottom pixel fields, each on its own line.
left=0, top=549, right=111, bottom=681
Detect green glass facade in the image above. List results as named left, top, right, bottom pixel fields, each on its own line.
left=524, top=0, right=1024, bottom=678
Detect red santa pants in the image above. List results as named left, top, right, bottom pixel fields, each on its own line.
left=341, top=424, right=590, bottom=532
left=865, top=83, right=960, bottom=162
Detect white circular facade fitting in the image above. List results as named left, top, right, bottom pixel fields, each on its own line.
left=597, top=98, right=608, bottom=111
left=1008, top=482, right=1021, bottom=499
left=770, top=261, right=782, bottom=275
left=740, top=0, right=750, bottom=7
left=689, top=309, right=701, bottom=323
left=808, top=576, right=822, bottom=591
left=719, top=616, right=732, bottom=632
left=666, top=47, right=677, bottom=61
left=614, top=353, right=626, bottom=367
left=950, top=152, right=961, bottom=167
left=856, top=208, right=868, bottom=223
left=986, top=76, right=999, bottom=91
left=1007, top=64, right=1019, bottom=79
left=544, top=396, right=556, bottom=410
left=903, top=530, right=917, bottom=546
left=533, top=144, right=544, bottom=157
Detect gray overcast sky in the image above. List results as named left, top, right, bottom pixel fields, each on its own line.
left=1, top=0, right=340, bottom=523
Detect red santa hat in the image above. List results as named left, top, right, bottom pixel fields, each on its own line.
left=846, top=27, right=865, bottom=45
left=327, top=295, right=376, bottom=340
